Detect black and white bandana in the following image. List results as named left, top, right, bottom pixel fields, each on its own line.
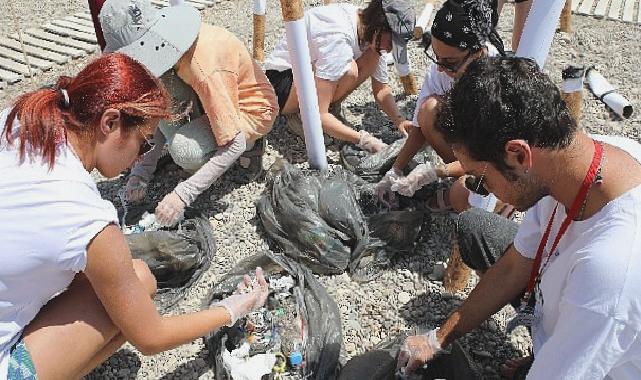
left=430, top=0, right=504, bottom=54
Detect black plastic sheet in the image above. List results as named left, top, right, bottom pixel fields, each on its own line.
left=204, top=252, right=342, bottom=380
left=122, top=205, right=216, bottom=311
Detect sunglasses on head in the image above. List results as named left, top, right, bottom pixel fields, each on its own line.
left=137, top=129, right=155, bottom=156
left=464, top=163, right=489, bottom=196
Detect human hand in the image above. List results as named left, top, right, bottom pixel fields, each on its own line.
left=391, top=163, right=438, bottom=197
left=213, top=267, right=269, bottom=326
left=396, top=120, right=413, bottom=138
left=124, top=175, right=148, bottom=203
left=375, top=167, right=402, bottom=207
left=358, top=130, right=387, bottom=153
left=396, top=329, right=444, bottom=374
left=155, top=192, right=186, bottom=227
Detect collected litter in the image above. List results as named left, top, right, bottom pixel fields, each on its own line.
left=205, top=253, right=342, bottom=380
left=118, top=199, right=216, bottom=311
left=340, top=138, right=407, bottom=181
left=257, top=161, right=425, bottom=282
left=586, top=67, right=633, bottom=119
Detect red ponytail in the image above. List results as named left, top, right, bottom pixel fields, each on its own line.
left=3, top=52, right=171, bottom=169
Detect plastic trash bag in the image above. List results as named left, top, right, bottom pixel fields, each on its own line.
left=257, top=161, right=425, bottom=282
left=204, top=252, right=342, bottom=380
left=122, top=204, right=216, bottom=311
left=340, top=138, right=407, bottom=181
left=338, top=332, right=480, bottom=380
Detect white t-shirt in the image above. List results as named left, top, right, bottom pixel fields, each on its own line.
left=412, top=43, right=499, bottom=126
left=264, top=3, right=389, bottom=84
left=0, top=109, right=118, bottom=378
left=514, top=134, right=641, bottom=380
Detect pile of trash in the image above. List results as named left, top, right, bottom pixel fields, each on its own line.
left=257, top=160, right=426, bottom=282
left=204, top=253, right=341, bottom=380
left=119, top=202, right=216, bottom=311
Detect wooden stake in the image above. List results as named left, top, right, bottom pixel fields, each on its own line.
left=443, top=238, right=471, bottom=293
left=253, top=14, right=266, bottom=62
left=400, top=74, right=418, bottom=96
left=560, top=0, right=572, bottom=33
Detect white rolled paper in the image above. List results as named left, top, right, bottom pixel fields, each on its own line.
left=415, top=2, right=434, bottom=33
left=586, top=68, right=633, bottom=119
left=285, top=20, right=328, bottom=170
left=515, top=0, right=565, bottom=68
left=254, top=0, right=267, bottom=15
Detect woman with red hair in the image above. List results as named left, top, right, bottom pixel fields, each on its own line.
left=0, top=53, right=268, bottom=380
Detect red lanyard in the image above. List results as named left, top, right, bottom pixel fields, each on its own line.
left=522, top=139, right=604, bottom=303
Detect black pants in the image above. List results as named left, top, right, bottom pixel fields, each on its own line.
left=265, top=69, right=293, bottom=111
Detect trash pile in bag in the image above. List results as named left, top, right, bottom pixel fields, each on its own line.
left=118, top=202, right=216, bottom=311
left=257, top=160, right=426, bottom=282
left=338, top=331, right=480, bottom=380
left=204, top=253, right=341, bottom=380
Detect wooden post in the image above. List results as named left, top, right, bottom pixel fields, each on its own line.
left=253, top=14, right=266, bottom=61
left=559, top=0, right=572, bottom=33
left=400, top=74, right=418, bottom=95
left=561, top=65, right=585, bottom=129
left=443, top=238, right=471, bottom=293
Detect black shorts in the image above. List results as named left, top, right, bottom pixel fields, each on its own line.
left=265, top=69, right=293, bottom=111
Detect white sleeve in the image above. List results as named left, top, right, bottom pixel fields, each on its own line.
left=412, top=65, right=442, bottom=126
left=371, top=56, right=389, bottom=84
left=513, top=202, right=544, bottom=259
left=60, top=182, right=119, bottom=272
left=527, top=303, right=637, bottom=380
left=313, top=37, right=354, bottom=82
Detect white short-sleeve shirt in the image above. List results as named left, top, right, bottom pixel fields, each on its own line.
left=514, top=135, right=641, bottom=379
left=264, top=3, right=389, bottom=84
left=0, top=109, right=118, bottom=378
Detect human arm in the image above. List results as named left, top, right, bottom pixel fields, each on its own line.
left=155, top=132, right=246, bottom=226
left=83, top=225, right=267, bottom=355
left=372, top=78, right=407, bottom=136
left=125, top=128, right=167, bottom=201
left=399, top=246, right=532, bottom=372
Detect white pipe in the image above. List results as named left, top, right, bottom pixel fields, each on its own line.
left=414, top=2, right=434, bottom=39
left=515, top=0, right=565, bottom=68
left=586, top=68, right=634, bottom=119
left=169, top=0, right=185, bottom=5
left=392, top=42, right=410, bottom=76
left=285, top=20, right=328, bottom=170
left=253, top=0, right=267, bottom=15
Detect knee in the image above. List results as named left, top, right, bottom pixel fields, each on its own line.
left=449, top=177, right=472, bottom=213
left=417, top=97, right=440, bottom=139
left=455, top=208, right=488, bottom=270
left=132, top=259, right=157, bottom=298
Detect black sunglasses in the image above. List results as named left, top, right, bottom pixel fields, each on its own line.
left=421, top=31, right=477, bottom=73
left=137, top=129, right=155, bottom=156
left=464, top=163, right=489, bottom=196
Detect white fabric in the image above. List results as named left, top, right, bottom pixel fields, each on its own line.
left=0, top=109, right=118, bottom=378
left=513, top=135, right=641, bottom=380
left=221, top=343, right=276, bottom=380
left=264, top=3, right=389, bottom=84
left=412, top=43, right=499, bottom=126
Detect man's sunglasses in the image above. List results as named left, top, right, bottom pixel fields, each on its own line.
left=138, top=129, right=155, bottom=156
left=464, top=163, right=489, bottom=196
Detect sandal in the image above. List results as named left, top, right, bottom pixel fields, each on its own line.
left=426, top=186, right=454, bottom=213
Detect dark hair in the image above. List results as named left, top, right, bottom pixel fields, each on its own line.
left=360, top=0, right=392, bottom=48
left=3, top=52, right=171, bottom=169
left=437, top=57, right=577, bottom=172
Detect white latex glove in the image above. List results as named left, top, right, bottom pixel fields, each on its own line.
left=358, top=130, right=387, bottom=153
left=375, top=167, right=402, bottom=207
left=213, top=267, right=269, bottom=326
left=397, top=329, right=445, bottom=374
left=390, top=163, right=438, bottom=197
left=124, top=175, right=148, bottom=203
left=155, top=192, right=186, bottom=227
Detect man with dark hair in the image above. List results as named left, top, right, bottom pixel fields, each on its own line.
left=397, top=57, right=641, bottom=379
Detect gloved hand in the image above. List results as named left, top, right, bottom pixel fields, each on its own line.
left=124, top=175, right=148, bottom=203
left=397, top=329, right=445, bottom=374
left=213, top=267, right=269, bottom=326
left=155, top=192, right=186, bottom=227
left=390, top=163, right=439, bottom=197
left=358, top=130, right=387, bottom=153
left=375, top=167, right=403, bottom=207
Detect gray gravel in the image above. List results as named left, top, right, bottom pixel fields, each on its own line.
left=1, top=0, right=640, bottom=379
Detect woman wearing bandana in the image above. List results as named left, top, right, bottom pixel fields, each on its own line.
left=376, top=0, right=508, bottom=214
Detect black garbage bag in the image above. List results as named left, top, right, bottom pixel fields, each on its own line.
left=257, top=161, right=425, bottom=282
left=340, top=138, right=406, bottom=181
left=338, top=333, right=480, bottom=380
left=204, top=252, right=342, bottom=380
left=121, top=204, right=216, bottom=311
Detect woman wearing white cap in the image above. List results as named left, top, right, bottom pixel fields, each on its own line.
left=99, top=0, right=279, bottom=227
left=264, top=0, right=416, bottom=153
